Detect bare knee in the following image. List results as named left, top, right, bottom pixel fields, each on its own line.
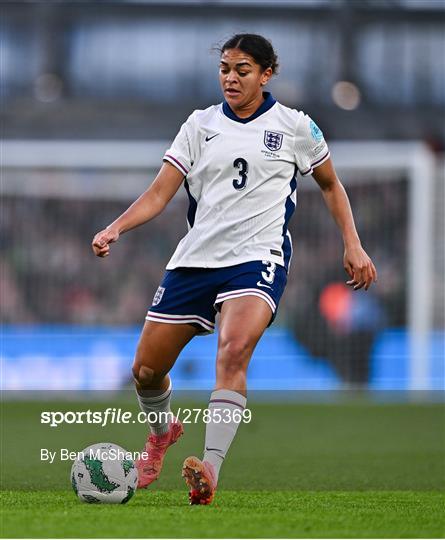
left=133, top=364, right=154, bottom=387
left=132, top=330, right=168, bottom=391
left=217, top=336, right=253, bottom=377
left=132, top=363, right=167, bottom=391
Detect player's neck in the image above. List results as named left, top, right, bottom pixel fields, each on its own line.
left=231, top=92, right=265, bottom=119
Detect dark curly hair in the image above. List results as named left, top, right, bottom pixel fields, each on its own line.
left=219, top=33, right=279, bottom=75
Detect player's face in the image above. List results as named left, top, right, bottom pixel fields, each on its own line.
left=219, top=49, right=272, bottom=112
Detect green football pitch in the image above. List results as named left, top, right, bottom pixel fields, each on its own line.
left=1, top=398, right=444, bottom=538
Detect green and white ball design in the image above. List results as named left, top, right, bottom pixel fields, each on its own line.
left=71, top=443, right=138, bottom=504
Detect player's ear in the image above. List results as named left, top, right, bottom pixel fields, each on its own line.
left=260, top=67, right=273, bottom=86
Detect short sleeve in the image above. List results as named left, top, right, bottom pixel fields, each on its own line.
left=163, top=113, right=197, bottom=176
left=294, top=114, right=330, bottom=176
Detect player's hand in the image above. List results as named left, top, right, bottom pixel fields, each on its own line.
left=92, top=227, right=119, bottom=257
left=343, top=245, right=377, bottom=291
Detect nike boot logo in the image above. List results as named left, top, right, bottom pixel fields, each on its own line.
left=257, top=281, right=273, bottom=289
left=205, top=133, right=219, bottom=142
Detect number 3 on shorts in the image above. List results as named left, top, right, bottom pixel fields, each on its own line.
left=261, top=261, right=276, bottom=284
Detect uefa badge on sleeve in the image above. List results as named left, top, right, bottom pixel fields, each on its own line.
left=152, top=286, right=165, bottom=306
left=310, top=120, right=324, bottom=142
left=264, top=131, right=283, bottom=152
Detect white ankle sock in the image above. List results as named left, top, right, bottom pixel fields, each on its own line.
left=203, top=389, right=247, bottom=480
left=136, top=381, right=173, bottom=436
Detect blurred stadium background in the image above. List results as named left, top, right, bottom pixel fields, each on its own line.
left=1, top=0, right=444, bottom=394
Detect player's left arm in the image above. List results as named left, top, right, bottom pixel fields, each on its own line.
left=312, top=158, right=378, bottom=291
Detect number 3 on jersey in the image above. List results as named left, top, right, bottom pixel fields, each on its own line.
left=233, top=158, right=248, bottom=190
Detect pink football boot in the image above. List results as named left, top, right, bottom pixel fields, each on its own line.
left=136, top=418, right=183, bottom=488
left=182, top=456, right=217, bottom=505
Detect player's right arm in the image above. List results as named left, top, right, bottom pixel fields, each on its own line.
left=92, top=162, right=185, bottom=257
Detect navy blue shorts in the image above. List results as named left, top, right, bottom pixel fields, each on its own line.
left=146, top=260, right=287, bottom=335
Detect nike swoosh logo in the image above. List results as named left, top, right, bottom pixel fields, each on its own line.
left=205, top=133, right=219, bottom=142
left=205, top=447, right=223, bottom=452
left=257, top=281, right=273, bottom=289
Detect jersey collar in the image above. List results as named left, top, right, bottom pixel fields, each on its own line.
left=222, top=92, right=276, bottom=124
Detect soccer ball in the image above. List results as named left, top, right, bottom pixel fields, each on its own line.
left=71, top=443, right=138, bottom=504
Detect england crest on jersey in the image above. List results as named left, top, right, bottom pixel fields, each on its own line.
left=152, top=286, right=165, bottom=306
left=264, top=130, right=283, bottom=151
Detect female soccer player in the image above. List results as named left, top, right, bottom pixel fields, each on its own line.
left=92, top=34, right=377, bottom=505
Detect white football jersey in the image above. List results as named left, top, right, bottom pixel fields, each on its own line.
left=163, top=93, right=329, bottom=271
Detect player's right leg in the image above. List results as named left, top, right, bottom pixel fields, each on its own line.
left=136, top=267, right=218, bottom=488
left=133, top=320, right=199, bottom=488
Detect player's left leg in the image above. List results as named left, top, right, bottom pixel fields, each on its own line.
left=183, top=295, right=271, bottom=504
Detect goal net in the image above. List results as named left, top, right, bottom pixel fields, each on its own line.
left=1, top=141, right=442, bottom=391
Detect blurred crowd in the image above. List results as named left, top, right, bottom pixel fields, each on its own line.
left=1, top=192, right=187, bottom=325
left=2, top=175, right=407, bottom=325
left=0, top=175, right=419, bottom=384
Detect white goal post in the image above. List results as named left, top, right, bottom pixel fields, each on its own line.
left=332, top=142, right=436, bottom=391
left=1, top=140, right=438, bottom=390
